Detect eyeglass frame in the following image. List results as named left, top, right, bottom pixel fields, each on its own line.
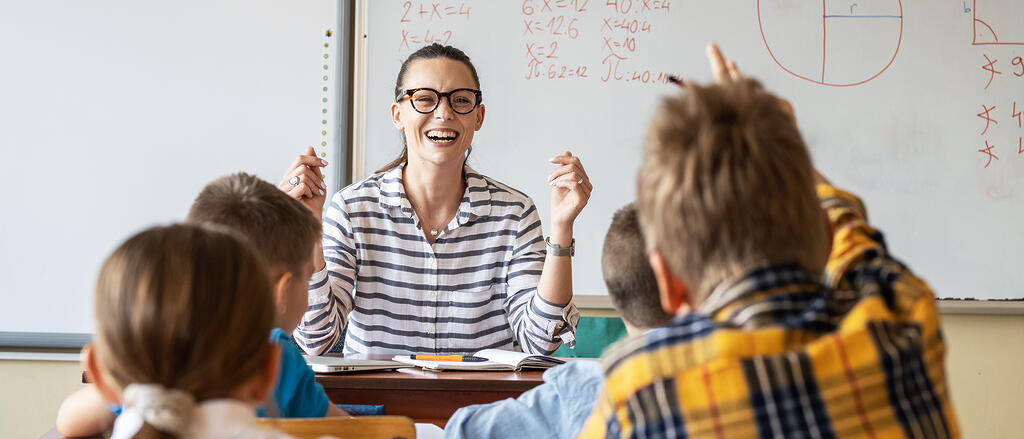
left=396, top=87, right=483, bottom=115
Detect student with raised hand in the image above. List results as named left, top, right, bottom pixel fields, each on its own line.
left=279, top=43, right=592, bottom=355
left=443, top=203, right=673, bottom=439
left=56, top=173, right=344, bottom=437
left=577, top=45, right=960, bottom=438
left=81, top=225, right=320, bottom=439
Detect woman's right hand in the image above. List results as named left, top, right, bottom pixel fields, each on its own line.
left=279, top=146, right=328, bottom=220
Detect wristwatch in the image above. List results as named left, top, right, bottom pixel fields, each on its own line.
left=545, top=236, right=575, bottom=257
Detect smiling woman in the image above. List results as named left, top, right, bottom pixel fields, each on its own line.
left=279, top=44, right=593, bottom=356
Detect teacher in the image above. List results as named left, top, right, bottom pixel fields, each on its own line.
left=279, top=44, right=593, bottom=355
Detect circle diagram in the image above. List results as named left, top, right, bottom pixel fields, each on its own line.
left=757, top=0, right=903, bottom=87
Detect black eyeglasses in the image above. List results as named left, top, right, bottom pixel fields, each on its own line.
left=397, top=88, right=483, bottom=114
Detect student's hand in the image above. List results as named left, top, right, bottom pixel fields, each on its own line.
left=706, top=43, right=743, bottom=83
left=279, top=146, right=328, bottom=220
left=547, top=151, right=592, bottom=229
left=705, top=43, right=798, bottom=121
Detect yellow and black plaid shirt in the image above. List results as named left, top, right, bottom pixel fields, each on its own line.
left=578, top=185, right=959, bottom=438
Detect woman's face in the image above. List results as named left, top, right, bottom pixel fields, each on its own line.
left=390, top=57, right=485, bottom=170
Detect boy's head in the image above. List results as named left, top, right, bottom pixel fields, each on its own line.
left=187, top=172, right=322, bottom=332
left=637, top=80, right=826, bottom=311
left=602, top=203, right=673, bottom=330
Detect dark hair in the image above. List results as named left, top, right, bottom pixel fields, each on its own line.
left=378, top=43, right=482, bottom=173
left=602, top=203, right=673, bottom=328
left=186, top=172, right=322, bottom=275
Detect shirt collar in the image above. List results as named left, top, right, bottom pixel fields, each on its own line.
left=111, top=399, right=256, bottom=439
left=460, top=165, right=491, bottom=225
left=377, top=163, right=412, bottom=215
left=377, top=163, right=492, bottom=225
left=699, top=264, right=821, bottom=320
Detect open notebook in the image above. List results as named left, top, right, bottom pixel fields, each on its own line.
left=393, top=349, right=565, bottom=371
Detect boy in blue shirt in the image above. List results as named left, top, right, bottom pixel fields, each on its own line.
left=56, top=172, right=343, bottom=437
left=444, top=203, right=672, bottom=439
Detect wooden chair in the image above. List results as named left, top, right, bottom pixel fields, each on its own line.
left=256, top=415, right=417, bottom=439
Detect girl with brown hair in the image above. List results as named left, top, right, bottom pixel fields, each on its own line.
left=83, top=224, right=303, bottom=439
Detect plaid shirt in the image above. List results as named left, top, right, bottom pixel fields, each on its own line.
left=577, top=185, right=959, bottom=439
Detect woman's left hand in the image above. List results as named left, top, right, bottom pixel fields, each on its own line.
left=547, top=151, right=592, bottom=229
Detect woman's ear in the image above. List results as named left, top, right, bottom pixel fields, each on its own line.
left=474, top=104, right=485, bottom=131
left=390, top=102, right=404, bottom=130
left=83, top=344, right=121, bottom=405
left=649, top=252, right=692, bottom=314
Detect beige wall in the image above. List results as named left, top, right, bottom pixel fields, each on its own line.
left=943, top=314, right=1024, bottom=438
left=0, top=359, right=87, bottom=438
left=2, top=314, right=1021, bottom=438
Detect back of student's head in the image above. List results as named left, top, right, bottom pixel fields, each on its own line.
left=187, top=172, right=322, bottom=274
left=92, top=224, right=275, bottom=439
left=602, top=203, right=673, bottom=329
left=637, top=79, right=824, bottom=305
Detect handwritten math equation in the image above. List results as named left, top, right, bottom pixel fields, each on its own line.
left=520, top=0, right=673, bottom=84
left=974, top=52, right=1024, bottom=169
left=392, top=1, right=675, bottom=86
left=397, top=1, right=472, bottom=51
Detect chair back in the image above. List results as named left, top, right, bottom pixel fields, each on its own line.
left=257, top=415, right=417, bottom=439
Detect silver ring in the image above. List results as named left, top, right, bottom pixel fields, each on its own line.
left=288, top=175, right=300, bottom=186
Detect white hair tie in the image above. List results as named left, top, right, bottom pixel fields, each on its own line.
left=122, top=384, right=195, bottom=435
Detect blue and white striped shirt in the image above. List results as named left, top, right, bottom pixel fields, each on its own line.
left=295, top=164, right=578, bottom=356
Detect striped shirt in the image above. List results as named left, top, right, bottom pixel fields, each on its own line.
left=295, top=164, right=578, bottom=356
left=577, top=184, right=960, bottom=438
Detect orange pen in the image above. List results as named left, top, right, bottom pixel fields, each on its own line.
left=409, top=354, right=487, bottom=362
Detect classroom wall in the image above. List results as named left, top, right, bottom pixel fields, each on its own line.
left=0, top=359, right=87, bottom=438
left=1, top=314, right=1021, bottom=438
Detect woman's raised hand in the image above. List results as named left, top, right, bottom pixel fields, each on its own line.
left=547, top=151, right=592, bottom=229
left=279, top=146, right=328, bottom=220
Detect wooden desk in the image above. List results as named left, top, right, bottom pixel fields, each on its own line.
left=67, top=362, right=547, bottom=432
left=317, top=367, right=545, bottom=427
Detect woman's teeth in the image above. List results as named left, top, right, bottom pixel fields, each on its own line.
left=426, top=130, right=458, bottom=142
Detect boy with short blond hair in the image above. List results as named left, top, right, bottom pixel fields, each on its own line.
left=578, top=46, right=959, bottom=438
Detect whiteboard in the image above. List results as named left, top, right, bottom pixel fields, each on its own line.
left=358, top=0, right=1023, bottom=301
left=0, top=0, right=344, bottom=334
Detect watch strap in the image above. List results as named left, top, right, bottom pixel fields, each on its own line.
left=545, top=236, right=575, bottom=257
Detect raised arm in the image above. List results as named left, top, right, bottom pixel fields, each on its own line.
left=504, top=198, right=581, bottom=355
left=278, top=147, right=354, bottom=355
left=293, top=192, right=359, bottom=355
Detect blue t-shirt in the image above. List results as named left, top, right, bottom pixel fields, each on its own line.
left=257, top=328, right=330, bottom=418
left=110, top=328, right=329, bottom=418
left=443, top=360, right=604, bottom=439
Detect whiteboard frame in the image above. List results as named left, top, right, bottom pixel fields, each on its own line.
left=350, top=0, right=370, bottom=181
